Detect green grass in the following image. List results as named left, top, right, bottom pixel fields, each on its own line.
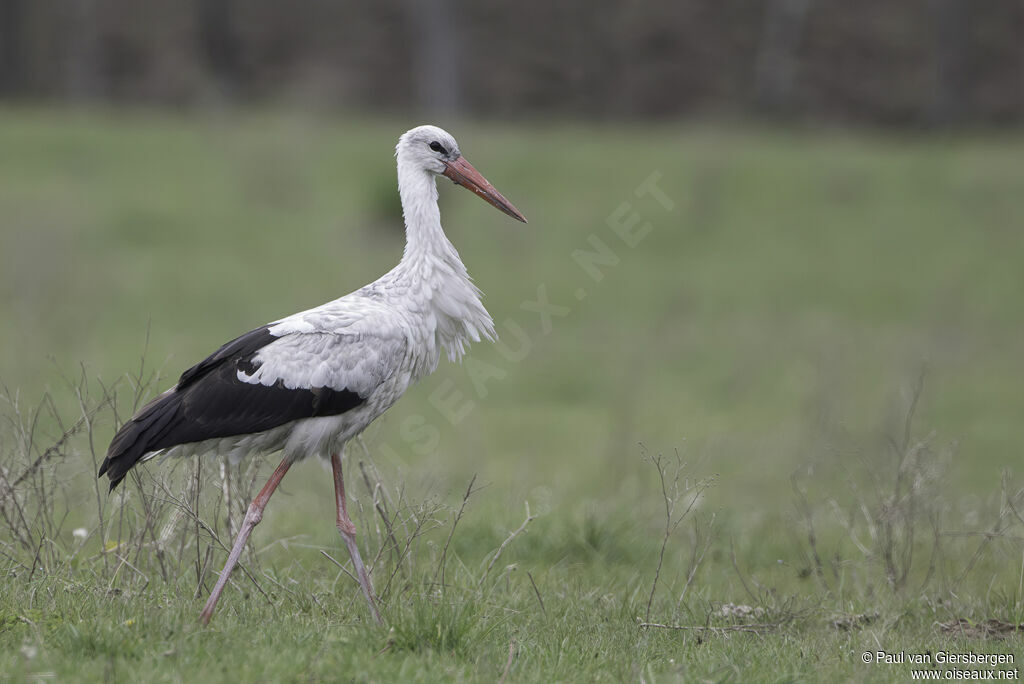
left=1, top=109, right=1023, bottom=681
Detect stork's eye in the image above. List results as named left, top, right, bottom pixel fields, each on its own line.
left=429, top=141, right=447, bottom=154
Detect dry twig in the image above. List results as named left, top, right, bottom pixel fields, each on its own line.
left=482, top=502, right=535, bottom=584
left=433, top=474, right=478, bottom=590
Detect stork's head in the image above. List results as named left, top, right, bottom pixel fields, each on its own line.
left=397, top=125, right=527, bottom=223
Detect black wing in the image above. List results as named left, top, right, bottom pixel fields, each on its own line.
left=99, top=327, right=364, bottom=490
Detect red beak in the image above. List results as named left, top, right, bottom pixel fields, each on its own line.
left=442, top=156, right=528, bottom=223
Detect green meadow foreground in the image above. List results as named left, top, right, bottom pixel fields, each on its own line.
left=1, top=111, right=1022, bottom=681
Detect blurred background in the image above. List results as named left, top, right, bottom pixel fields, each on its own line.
left=0, top=0, right=1021, bottom=124
left=1, top=0, right=1022, bottom=576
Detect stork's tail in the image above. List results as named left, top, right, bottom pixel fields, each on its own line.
left=99, top=389, right=181, bottom=491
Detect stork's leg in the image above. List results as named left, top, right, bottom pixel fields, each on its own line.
left=199, top=456, right=292, bottom=625
left=331, top=450, right=382, bottom=624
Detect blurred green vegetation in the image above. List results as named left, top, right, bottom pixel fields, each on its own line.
left=1, top=110, right=1022, bottom=680
left=2, top=110, right=1021, bottom=500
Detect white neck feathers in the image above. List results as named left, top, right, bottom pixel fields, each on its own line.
left=393, top=157, right=495, bottom=360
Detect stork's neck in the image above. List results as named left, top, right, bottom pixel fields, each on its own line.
left=397, top=163, right=452, bottom=262
left=392, top=160, right=495, bottom=359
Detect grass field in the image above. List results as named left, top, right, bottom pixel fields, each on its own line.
left=1, top=109, right=1022, bottom=681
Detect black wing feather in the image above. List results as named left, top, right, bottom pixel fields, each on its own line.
left=177, top=326, right=277, bottom=388
left=99, top=326, right=365, bottom=490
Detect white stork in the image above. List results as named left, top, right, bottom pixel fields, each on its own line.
left=98, top=125, right=527, bottom=625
